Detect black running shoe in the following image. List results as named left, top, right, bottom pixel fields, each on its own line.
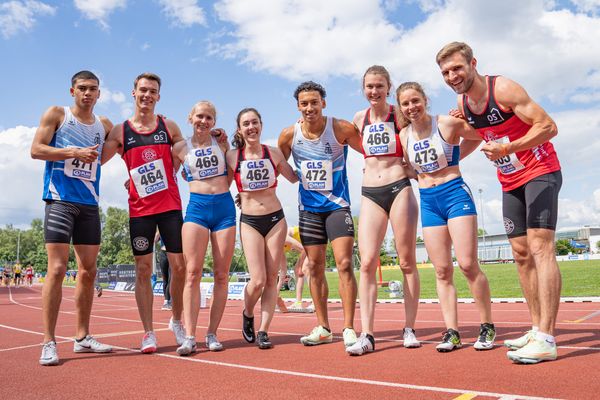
left=257, top=331, right=272, bottom=349
left=242, top=310, right=255, bottom=343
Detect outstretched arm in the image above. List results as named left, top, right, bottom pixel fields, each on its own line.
left=334, top=118, right=362, bottom=152
left=278, top=126, right=294, bottom=160
left=102, top=123, right=124, bottom=165
left=271, top=147, right=298, bottom=184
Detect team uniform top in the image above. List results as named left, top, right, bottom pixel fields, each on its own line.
left=360, top=105, right=403, bottom=158
left=122, top=116, right=182, bottom=217
left=234, top=145, right=278, bottom=192
left=406, top=115, right=459, bottom=174
left=182, top=136, right=227, bottom=182
left=462, top=75, right=561, bottom=191
left=291, top=117, right=350, bottom=212
left=42, top=106, right=105, bottom=206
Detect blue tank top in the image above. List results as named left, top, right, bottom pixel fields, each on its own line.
left=42, top=107, right=105, bottom=206
left=291, top=117, right=350, bottom=212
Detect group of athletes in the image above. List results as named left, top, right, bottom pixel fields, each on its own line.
left=2, top=264, right=35, bottom=287
left=31, top=41, right=562, bottom=366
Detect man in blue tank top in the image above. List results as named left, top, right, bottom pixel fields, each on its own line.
left=31, top=71, right=116, bottom=366
left=278, top=81, right=363, bottom=350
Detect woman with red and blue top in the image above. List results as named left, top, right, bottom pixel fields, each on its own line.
left=397, top=81, right=495, bottom=353
left=172, top=101, right=235, bottom=356
left=346, top=66, right=421, bottom=356
left=226, top=108, right=297, bottom=349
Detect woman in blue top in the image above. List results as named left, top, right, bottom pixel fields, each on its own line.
left=397, top=82, right=495, bottom=352
left=172, top=101, right=236, bottom=355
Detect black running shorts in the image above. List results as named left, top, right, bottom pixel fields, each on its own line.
left=129, top=210, right=183, bottom=256
left=502, top=170, right=562, bottom=238
left=299, top=207, right=355, bottom=246
left=44, top=201, right=101, bottom=245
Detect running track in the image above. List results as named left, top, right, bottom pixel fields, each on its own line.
left=1, top=286, right=599, bottom=400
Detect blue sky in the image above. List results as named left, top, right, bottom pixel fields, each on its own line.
left=1, top=0, right=600, bottom=237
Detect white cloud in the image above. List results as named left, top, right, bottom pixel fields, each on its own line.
left=570, top=0, right=600, bottom=14
left=158, top=0, right=206, bottom=27
left=0, top=126, right=45, bottom=225
left=73, top=0, right=126, bottom=29
left=141, top=42, right=150, bottom=51
left=0, top=0, right=55, bottom=39
left=212, top=0, right=600, bottom=103
left=96, top=86, right=133, bottom=120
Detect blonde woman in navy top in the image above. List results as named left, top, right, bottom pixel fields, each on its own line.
left=397, top=82, right=495, bottom=353
left=172, top=101, right=235, bottom=355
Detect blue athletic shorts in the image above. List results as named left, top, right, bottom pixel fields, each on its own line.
left=419, top=176, right=477, bottom=227
left=184, top=192, right=236, bottom=231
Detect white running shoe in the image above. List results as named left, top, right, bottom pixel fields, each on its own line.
left=300, top=326, right=332, bottom=346
left=141, top=331, right=157, bottom=354
left=176, top=336, right=197, bottom=356
left=473, top=323, right=496, bottom=351
left=169, top=318, right=186, bottom=346
left=39, top=341, right=59, bottom=366
left=205, top=333, right=223, bottom=352
left=403, top=328, right=421, bottom=348
left=73, top=335, right=112, bottom=353
left=342, top=328, right=358, bottom=347
left=345, top=333, right=374, bottom=356
left=504, top=330, right=535, bottom=350
left=507, top=338, right=557, bottom=364
left=161, top=300, right=172, bottom=311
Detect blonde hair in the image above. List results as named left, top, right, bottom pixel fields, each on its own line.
left=395, top=82, right=428, bottom=125
left=436, top=42, right=473, bottom=65
left=188, top=101, right=217, bottom=124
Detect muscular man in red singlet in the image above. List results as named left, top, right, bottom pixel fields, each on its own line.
left=437, top=42, right=562, bottom=364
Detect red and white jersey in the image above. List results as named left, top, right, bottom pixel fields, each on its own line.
left=121, top=116, right=182, bottom=217
left=234, top=145, right=278, bottom=192
left=360, top=105, right=403, bottom=158
left=462, top=76, right=560, bottom=191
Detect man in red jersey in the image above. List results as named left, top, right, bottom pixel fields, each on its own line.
left=436, top=42, right=562, bottom=364
left=103, top=73, right=186, bottom=353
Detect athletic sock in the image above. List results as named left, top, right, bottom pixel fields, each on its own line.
left=535, top=331, right=555, bottom=345
left=76, top=336, right=86, bottom=342
left=532, top=326, right=539, bottom=332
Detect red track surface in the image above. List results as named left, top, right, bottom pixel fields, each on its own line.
left=1, top=285, right=599, bottom=400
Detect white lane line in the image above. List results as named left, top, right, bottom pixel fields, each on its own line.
left=6, top=288, right=599, bottom=351
left=107, top=342, right=563, bottom=400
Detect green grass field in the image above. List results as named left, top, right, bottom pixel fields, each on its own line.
left=279, top=259, right=600, bottom=300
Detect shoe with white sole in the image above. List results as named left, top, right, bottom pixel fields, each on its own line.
left=504, top=330, right=535, bottom=350
left=403, top=328, right=421, bottom=348
left=473, top=323, right=496, bottom=351
left=169, top=318, right=186, bottom=346
left=436, top=329, right=462, bottom=352
left=345, top=333, right=374, bottom=356
left=141, top=331, right=157, bottom=354
left=73, top=335, right=112, bottom=353
left=177, top=336, right=197, bottom=356
left=343, top=328, right=358, bottom=347
left=205, top=333, right=223, bottom=352
left=300, top=326, right=332, bottom=346
left=39, top=341, right=59, bottom=366
left=507, top=338, right=557, bottom=364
